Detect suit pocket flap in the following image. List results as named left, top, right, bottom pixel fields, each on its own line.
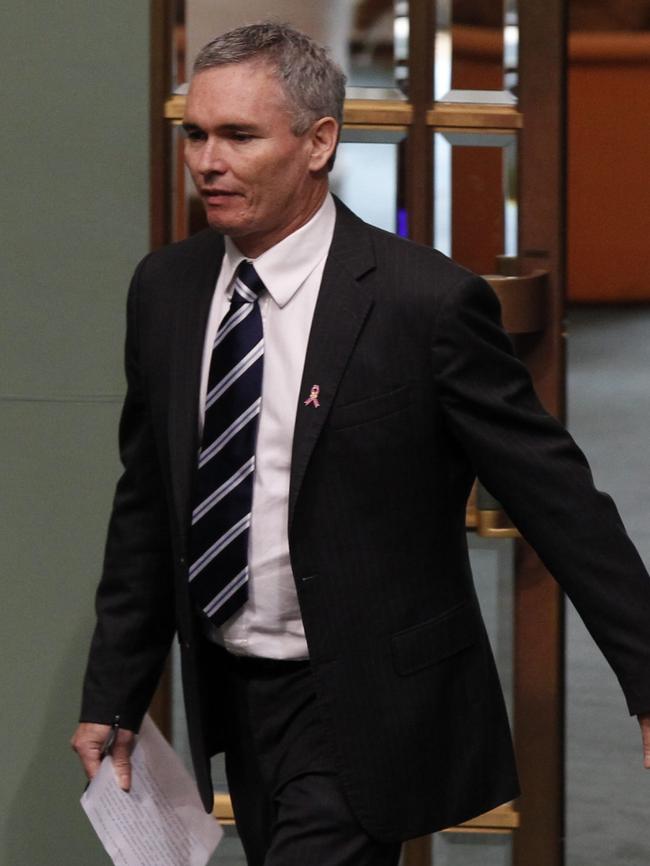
left=328, top=384, right=411, bottom=430
left=391, top=601, right=479, bottom=676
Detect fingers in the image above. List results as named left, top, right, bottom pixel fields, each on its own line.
left=70, top=722, right=136, bottom=789
left=639, top=714, right=650, bottom=769
left=111, top=729, right=136, bottom=791
left=71, top=722, right=112, bottom=781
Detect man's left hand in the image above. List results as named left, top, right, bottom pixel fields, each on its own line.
left=638, top=713, right=650, bottom=767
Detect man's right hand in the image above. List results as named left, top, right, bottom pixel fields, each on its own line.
left=71, top=722, right=136, bottom=791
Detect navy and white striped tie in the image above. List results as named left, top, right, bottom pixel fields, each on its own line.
left=189, top=260, right=264, bottom=626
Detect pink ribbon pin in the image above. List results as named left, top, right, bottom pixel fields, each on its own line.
left=304, top=384, right=321, bottom=408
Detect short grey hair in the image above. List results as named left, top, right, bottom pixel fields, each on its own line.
left=193, top=21, right=347, bottom=136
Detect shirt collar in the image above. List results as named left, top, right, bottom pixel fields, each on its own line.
left=220, top=193, right=336, bottom=308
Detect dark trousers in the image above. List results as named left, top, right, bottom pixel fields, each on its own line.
left=220, top=651, right=402, bottom=866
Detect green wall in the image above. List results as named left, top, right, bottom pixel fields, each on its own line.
left=1, top=4, right=149, bottom=864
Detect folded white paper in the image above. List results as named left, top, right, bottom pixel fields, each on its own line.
left=81, top=715, right=223, bottom=866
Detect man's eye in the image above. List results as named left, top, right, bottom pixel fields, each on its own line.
left=183, top=128, right=205, bottom=142
left=232, top=132, right=254, bottom=142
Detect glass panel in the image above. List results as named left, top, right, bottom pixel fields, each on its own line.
left=433, top=132, right=518, bottom=274
left=468, top=535, right=514, bottom=723
left=209, top=826, right=247, bottom=865
left=171, top=645, right=192, bottom=769
left=170, top=124, right=188, bottom=242
left=331, top=141, right=400, bottom=233
left=433, top=831, right=512, bottom=865
left=174, top=1, right=409, bottom=95
left=503, top=0, right=518, bottom=95
left=435, top=0, right=518, bottom=101
left=167, top=124, right=207, bottom=242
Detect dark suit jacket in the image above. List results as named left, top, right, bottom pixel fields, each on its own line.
left=81, top=198, right=650, bottom=842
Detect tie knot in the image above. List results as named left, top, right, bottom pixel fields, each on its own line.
left=233, top=261, right=265, bottom=304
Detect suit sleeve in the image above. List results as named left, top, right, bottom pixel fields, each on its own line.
left=431, top=274, right=650, bottom=715
left=80, top=257, right=176, bottom=731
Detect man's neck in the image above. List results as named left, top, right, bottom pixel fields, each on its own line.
left=231, top=185, right=329, bottom=259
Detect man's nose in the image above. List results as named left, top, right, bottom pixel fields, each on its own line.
left=197, top=139, right=227, bottom=177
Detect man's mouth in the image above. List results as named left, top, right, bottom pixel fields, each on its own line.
left=201, top=188, right=238, bottom=201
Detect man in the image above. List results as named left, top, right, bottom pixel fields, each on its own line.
left=72, top=22, right=650, bottom=866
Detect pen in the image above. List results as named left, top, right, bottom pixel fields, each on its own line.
left=100, top=714, right=121, bottom=759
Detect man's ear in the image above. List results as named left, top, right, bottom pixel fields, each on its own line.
left=308, top=117, right=340, bottom=173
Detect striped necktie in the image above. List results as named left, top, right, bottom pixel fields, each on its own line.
left=189, top=260, right=264, bottom=626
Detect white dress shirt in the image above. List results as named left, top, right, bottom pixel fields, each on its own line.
left=198, top=193, right=336, bottom=658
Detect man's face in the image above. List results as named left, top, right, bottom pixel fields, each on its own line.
left=183, top=62, right=328, bottom=256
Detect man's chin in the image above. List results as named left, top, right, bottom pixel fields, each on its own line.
left=204, top=212, right=247, bottom=237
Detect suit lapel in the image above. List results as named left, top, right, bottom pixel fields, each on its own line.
left=168, top=233, right=225, bottom=544
left=289, top=201, right=376, bottom=529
